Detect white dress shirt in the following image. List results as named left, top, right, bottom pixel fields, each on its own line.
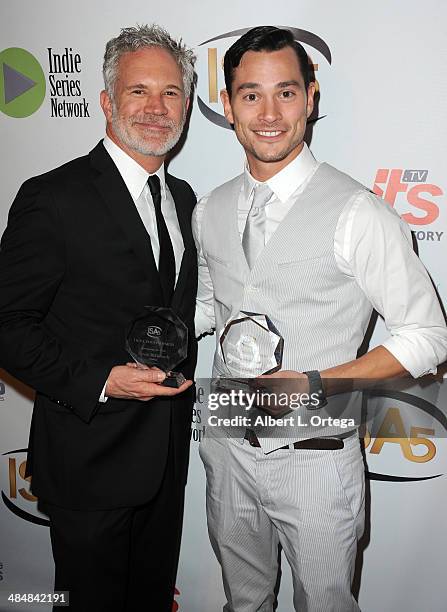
left=103, top=136, right=184, bottom=277
left=193, top=143, right=447, bottom=377
left=100, top=136, right=185, bottom=401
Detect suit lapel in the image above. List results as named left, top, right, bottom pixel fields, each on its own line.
left=89, top=142, right=164, bottom=301
left=167, top=174, right=194, bottom=310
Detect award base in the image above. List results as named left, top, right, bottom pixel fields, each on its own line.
left=163, top=371, right=186, bottom=388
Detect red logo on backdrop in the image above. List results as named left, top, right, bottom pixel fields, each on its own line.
left=373, top=169, right=443, bottom=225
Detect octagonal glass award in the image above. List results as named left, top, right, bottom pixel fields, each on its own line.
left=126, top=306, right=188, bottom=388
left=219, top=311, right=284, bottom=381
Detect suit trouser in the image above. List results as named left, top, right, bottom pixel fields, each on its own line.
left=200, top=433, right=365, bottom=612
left=40, top=437, right=185, bottom=612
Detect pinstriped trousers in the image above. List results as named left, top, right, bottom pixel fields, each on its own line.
left=199, top=433, right=365, bottom=612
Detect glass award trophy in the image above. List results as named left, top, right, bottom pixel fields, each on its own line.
left=218, top=311, right=284, bottom=386
left=126, top=306, right=188, bottom=388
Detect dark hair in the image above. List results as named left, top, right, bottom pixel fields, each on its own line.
left=224, top=26, right=312, bottom=98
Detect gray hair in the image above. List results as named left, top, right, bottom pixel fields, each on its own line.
left=103, top=24, right=196, bottom=100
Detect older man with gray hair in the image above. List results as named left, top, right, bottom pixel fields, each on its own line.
left=0, top=24, right=197, bottom=612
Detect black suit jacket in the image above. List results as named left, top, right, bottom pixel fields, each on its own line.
left=0, top=141, right=198, bottom=510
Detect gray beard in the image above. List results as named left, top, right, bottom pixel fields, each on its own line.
left=111, top=107, right=185, bottom=157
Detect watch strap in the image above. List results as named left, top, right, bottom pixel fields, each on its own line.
left=303, top=370, right=328, bottom=409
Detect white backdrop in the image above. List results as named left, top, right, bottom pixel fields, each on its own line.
left=1, top=1, right=446, bottom=610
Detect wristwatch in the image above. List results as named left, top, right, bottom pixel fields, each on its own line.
left=303, top=370, right=328, bottom=409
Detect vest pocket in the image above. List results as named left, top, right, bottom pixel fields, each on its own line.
left=277, top=252, right=333, bottom=268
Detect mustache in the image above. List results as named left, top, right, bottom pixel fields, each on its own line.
left=129, top=114, right=177, bottom=128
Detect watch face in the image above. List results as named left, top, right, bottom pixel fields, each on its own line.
left=305, top=371, right=328, bottom=409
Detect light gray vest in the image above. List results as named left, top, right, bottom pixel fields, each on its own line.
left=202, top=163, right=372, bottom=445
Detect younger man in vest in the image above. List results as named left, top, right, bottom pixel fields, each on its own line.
left=193, top=26, right=447, bottom=611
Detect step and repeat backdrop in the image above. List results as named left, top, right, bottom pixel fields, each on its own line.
left=1, top=1, right=446, bottom=610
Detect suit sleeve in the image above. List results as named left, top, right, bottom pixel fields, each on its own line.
left=0, top=178, right=113, bottom=422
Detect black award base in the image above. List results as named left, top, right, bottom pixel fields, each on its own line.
left=163, top=371, right=186, bottom=388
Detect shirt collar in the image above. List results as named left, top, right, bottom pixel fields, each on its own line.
left=243, top=142, right=317, bottom=204
left=103, top=135, right=167, bottom=202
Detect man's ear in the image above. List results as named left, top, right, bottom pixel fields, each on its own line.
left=220, top=89, right=234, bottom=125
left=306, top=82, right=316, bottom=119
left=100, top=89, right=113, bottom=123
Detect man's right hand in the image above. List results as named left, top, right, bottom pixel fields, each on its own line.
left=105, top=365, right=192, bottom=401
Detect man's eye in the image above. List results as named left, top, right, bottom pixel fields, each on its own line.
left=131, top=90, right=144, bottom=95
left=244, top=93, right=258, bottom=102
left=164, top=90, right=178, bottom=97
left=280, top=90, right=295, bottom=99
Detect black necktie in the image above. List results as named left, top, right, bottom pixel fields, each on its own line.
left=147, top=174, right=175, bottom=304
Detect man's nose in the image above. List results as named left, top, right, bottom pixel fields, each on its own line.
left=143, top=93, right=168, bottom=115
left=258, top=96, right=281, bottom=123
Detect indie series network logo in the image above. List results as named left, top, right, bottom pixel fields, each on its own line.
left=0, top=47, right=46, bottom=118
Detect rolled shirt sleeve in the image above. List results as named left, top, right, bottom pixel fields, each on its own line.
left=192, top=194, right=216, bottom=338
left=335, top=190, right=447, bottom=377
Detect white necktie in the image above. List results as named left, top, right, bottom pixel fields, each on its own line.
left=242, top=183, right=273, bottom=269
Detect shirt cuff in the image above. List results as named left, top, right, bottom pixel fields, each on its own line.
left=195, top=307, right=215, bottom=338
left=99, top=381, right=109, bottom=403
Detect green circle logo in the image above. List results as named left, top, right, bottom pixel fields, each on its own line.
left=0, top=47, right=45, bottom=118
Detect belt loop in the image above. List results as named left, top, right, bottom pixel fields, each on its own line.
left=288, top=442, right=294, bottom=454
